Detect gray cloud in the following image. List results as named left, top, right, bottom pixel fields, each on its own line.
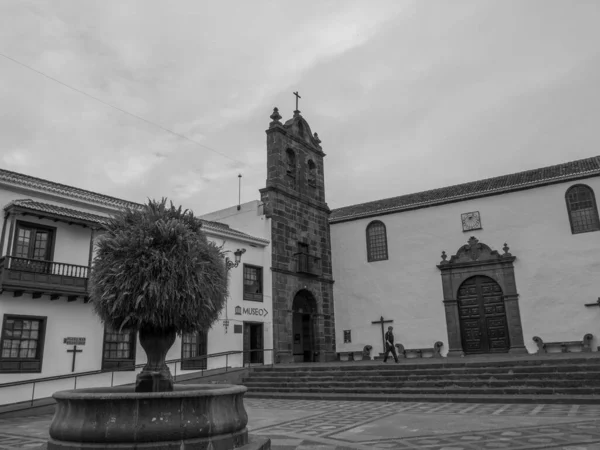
left=1, top=0, right=599, bottom=213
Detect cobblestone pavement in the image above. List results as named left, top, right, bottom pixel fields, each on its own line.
left=1, top=400, right=600, bottom=449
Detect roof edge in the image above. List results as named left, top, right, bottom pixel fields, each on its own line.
left=330, top=167, right=600, bottom=224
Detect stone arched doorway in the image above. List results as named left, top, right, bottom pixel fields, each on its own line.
left=437, top=237, right=527, bottom=357
left=292, top=290, right=317, bottom=362
left=457, top=275, right=509, bottom=354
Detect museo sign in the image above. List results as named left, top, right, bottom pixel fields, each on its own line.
left=242, top=307, right=268, bottom=317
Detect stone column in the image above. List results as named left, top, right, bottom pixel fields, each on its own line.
left=313, top=313, right=324, bottom=362
left=503, top=294, right=528, bottom=354
left=443, top=299, right=465, bottom=357
left=501, top=265, right=527, bottom=354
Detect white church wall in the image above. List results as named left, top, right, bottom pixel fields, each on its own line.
left=332, top=177, right=600, bottom=356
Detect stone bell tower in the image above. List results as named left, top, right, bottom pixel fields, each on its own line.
left=259, top=105, right=336, bottom=363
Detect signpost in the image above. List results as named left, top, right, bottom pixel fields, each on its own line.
left=64, top=337, right=86, bottom=346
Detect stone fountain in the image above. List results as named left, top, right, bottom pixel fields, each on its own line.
left=47, top=384, right=269, bottom=449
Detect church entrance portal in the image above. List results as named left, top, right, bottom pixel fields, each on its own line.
left=292, top=290, right=317, bottom=363
left=458, top=276, right=509, bottom=354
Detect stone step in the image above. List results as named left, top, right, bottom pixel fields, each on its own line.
left=244, top=371, right=600, bottom=383
left=251, top=358, right=600, bottom=373
left=243, top=378, right=600, bottom=388
left=253, top=360, right=600, bottom=371
left=245, top=385, right=600, bottom=395
left=244, top=391, right=600, bottom=405
left=247, top=365, right=600, bottom=378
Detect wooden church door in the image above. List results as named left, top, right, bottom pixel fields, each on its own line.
left=457, top=275, right=509, bottom=354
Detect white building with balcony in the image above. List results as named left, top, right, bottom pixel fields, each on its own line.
left=0, top=168, right=271, bottom=406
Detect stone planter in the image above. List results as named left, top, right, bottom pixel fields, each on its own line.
left=353, top=351, right=363, bottom=361
left=136, top=326, right=177, bottom=392
left=47, top=384, right=261, bottom=450
left=339, top=352, right=350, bottom=361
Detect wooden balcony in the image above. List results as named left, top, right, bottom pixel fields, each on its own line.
left=294, top=252, right=322, bottom=277
left=0, top=256, right=89, bottom=301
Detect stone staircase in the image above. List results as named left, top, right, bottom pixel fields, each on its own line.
left=242, top=356, right=600, bottom=404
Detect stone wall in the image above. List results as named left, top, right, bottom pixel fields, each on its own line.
left=260, top=109, right=336, bottom=362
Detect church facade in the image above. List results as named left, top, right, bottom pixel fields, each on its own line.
left=330, top=157, right=600, bottom=356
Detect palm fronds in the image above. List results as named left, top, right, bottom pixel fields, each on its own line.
left=89, top=198, right=228, bottom=334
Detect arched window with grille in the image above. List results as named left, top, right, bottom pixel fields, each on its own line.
left=307, top=159, right=316, bottom=187
left=366, top=220, right=388, bottom=262
left=565, top=184, right=600, bottom=234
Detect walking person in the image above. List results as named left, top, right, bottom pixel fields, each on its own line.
left=383, top=326, right=399, bottom=363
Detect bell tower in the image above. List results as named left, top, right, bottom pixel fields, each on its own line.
left=259, top=104, right=336, bottom=363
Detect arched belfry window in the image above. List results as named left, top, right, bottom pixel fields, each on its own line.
left=286, top=149, right=296, bottom=177
left=307, top=159, right=316, bottom=187
left=565, top=184, right=600, bottom=234
left=366, top=220, right=388, bottom=262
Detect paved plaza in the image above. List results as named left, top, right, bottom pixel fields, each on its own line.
left=1, top=399, right=600, bottom=449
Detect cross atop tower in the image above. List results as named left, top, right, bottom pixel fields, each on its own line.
left=293, top=91, right=301, bottom=113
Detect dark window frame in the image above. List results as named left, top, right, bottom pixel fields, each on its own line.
left=243, top=264, right=263, bottom=302
left=297, top=242, right=310, bottom=272
left=366, top=220, right=389, bottom=262
left=0, top=314, right=47, bottom=373
left=565, top=184, right=600, bottom=235
left=12, top=220, right=56, bottom=266
left=101, top=324, right=136, bottom=371
left=181, top=329, right=208, bottom=370
left=343, top=330, right=351, bottom=343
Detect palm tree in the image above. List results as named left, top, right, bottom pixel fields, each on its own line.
left=90, top=198, right=228, bottom=392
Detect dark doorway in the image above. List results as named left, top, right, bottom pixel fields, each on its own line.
left=243, top=322, right=264, bottom=365
left=292, top=290, right=317, bottom=362
left=458, top=275, right=509, bottom=354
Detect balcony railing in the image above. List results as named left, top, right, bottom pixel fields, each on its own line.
left=0, top=256, right=88, bottom=296
left=294, top=252, right=322, bottom=276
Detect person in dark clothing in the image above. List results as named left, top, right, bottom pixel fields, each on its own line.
left=383, top=326, right=399, bottom=363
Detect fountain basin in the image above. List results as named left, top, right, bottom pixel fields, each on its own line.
left=47, top=384, right=254, bottom=450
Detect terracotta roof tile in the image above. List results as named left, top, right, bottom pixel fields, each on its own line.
left=4, top=198, right=268, bottom=244
left=330, top=156, right=600, bottom=223
left=0, top=168, right=139, bottom=209
left=5, top=199, right=109, bottom=225
left=0, top=168, right=268, bottom=244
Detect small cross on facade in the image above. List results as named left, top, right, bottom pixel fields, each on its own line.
left=293, top=91, right=301, bottom=111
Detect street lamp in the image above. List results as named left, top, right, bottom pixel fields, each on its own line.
left=223, top=248, right=246, bottom=333
left=225, top=248, right=246, bottom=271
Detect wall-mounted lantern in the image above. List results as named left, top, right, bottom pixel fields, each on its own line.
left=235, top=306, right=242, bottom=315
left=225, top=248, right=246, bottom=271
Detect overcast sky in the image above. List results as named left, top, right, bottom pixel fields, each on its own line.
left=1, top=1, right=599, bottom=214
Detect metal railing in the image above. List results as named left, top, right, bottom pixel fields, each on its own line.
left=0, top=349, right=273, bottom=408
left=2, top=256, right=89, bottom=278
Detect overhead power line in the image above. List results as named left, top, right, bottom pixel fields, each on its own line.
left=0, top=51, right=344, bottom=209
left=0, top=51, right=243, bottom=165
